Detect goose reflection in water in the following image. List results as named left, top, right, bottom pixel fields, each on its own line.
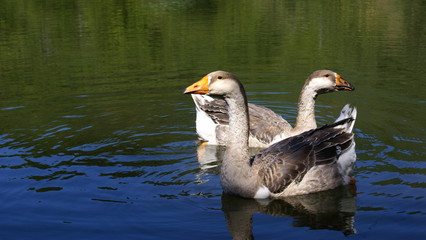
left=222, top=186, right=357, bottom=238
left=195, top=144, right=357, bottom=237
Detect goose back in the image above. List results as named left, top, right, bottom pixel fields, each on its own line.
left=192, top=94, right=291, bottom=146
left=251, top=118, right=355, bottom=197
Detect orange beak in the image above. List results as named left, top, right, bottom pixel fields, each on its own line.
left=335, top=74, right=355, bottom=91
left=183, top=75, right=210, bottom=94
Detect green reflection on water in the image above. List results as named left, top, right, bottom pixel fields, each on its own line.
left=0, top=0, right=424, bottom=175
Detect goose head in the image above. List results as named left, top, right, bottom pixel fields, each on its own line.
left=305, top=70, right=355, bottom=95
left=184, top=71, right=243, bottom=98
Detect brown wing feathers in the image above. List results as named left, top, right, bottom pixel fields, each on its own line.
left=259, top=145, right=315, bottom=193
left=253, top=117, right=354, bottom=194
left=248, top=104, right=292, bottom=144
left=194, top=97, right=229, bottom=125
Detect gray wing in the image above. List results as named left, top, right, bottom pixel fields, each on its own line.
left=248, top=103, right=292, bottom=144
left=251, top=118, right=355, bottom=193
left=193, top=95, right=229, bottom=125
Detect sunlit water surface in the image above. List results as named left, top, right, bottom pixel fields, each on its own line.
left=0, top=0, right=425, bottom=239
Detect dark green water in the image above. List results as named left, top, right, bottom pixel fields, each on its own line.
left=0, top=0, right=425, bottom=239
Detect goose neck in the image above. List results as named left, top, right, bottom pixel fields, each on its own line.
left=294, top=85, right=317, bottom=131
left=224, top=93, right=250, bottom=153
left=220, top=90, right=259, bottom=198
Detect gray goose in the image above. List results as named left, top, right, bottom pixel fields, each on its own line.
left=184, top=71, right=357, bottom=198
left=189, top=70, right=354, bottom=147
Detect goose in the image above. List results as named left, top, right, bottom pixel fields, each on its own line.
left=184, top=71, right=357, bottom=199
left=189, top=70, right=354, bottom=147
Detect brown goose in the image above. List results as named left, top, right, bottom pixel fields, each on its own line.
left=189, top=70, right=354, bottom=147
left=184, top=71, right=357, bottom=198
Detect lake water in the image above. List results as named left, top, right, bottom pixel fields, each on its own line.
left=0, top=0, right=425, bottom=239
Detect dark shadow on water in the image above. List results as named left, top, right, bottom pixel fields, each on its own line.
left=222, top=185, right=357, bottom=239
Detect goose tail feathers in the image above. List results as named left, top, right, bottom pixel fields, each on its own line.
left=334, top=104, right=357, bottom=133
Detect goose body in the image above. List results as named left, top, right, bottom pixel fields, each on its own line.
left=184, top=71, right=357, bottom=199
left=190, top=70, right=354, bottom=147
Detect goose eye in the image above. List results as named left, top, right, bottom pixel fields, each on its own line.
left=324, top=74, right=330, bottom=77
left=217, top=76, right=223, bottom=79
